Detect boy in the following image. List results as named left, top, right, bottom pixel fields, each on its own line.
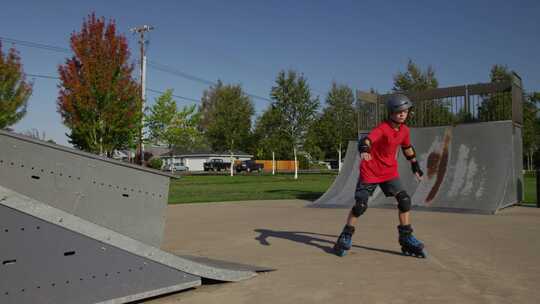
left=334, top=94, right=426, bottom=258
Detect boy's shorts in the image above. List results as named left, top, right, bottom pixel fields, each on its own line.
left=356, top=177, right=404, bottom=197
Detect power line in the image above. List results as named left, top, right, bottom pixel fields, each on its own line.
left=22, top=73, right=201, bottom=104
left=146, top=88, right=200, bottom=103
left=25, top=73, right=60, bottom=80
left=148, top=61, right=216, bottom=86
left=167, top=39, right=329, bottom=96
left=148, top=60, right=272, bottom=103
left=2, top=36, right=301, bottom=104
left=0, top=36, right=70, bottom=54
left=2, top=36, right=274, bottom=103
left=24, top=72, right=202, bottom=104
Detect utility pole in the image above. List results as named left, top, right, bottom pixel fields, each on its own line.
left=130, top=24, right=154, bottom=165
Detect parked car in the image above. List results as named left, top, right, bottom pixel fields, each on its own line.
left=164, top=163, right=189, bottom=172
left=203, top=159, right=231, bottom=171
left=328, top=160, right=340, bottom=170
left=235, top=160, right=264, bottom=173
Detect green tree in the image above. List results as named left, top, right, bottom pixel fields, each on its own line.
left=392, top=59, right=455, bottom=127
left=168, top=104, right=205, bottom=150
left=523, top=92, right=540, bottom=170
left=146, top=89, right=179, bottom=147
left=393, top=59, right=438, bottom=92
left=477, top=64, right=513, bottom=122
left=304, top=114, right=328, bottom=161
left=57, top=13, right=141, bottom=156
left=252, top=105, right=293, bottom=160
left=271, top=70, right=319, bottom=178
left=483, top=65, right=539, bottom=169
left=490, top=64, right=513, bottom=83
left=199, top=81, right=254, bottom=175
left=146, top=89, right=204, bottom=150
left=305, top=83, right=357, bottom=167
left=0, top=42, right=33, bottom=129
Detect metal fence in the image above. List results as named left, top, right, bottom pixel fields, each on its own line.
left=356, top=73, right=523, bottom=131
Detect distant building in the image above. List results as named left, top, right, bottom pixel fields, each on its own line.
left=112, top=146, right=170, bottom=162
left=161, top=148, right=253, bottom=171
left=144, top=146, right=171, bottom=159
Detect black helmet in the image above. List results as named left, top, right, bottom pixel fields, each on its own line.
left=386, top=94, right=413, bottom=113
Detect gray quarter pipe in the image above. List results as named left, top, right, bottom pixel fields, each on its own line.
left=310, top=121, right=523, bottom=214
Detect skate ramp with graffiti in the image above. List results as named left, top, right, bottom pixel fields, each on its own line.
left=310, top=121, right=523, bottom=214
left=0, top=130, right=268, bottom=304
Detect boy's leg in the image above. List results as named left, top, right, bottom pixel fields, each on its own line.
left=381, top=179, right=426, bottom=258
left=396, top=191, right=411, bottom=226
left=334, top=180, right=374, bottom=256
left=346, top=184, right=370, bottom=227
left=379, top=179, right=411, bottom=224
left=397, top=224, right=426, bottom=258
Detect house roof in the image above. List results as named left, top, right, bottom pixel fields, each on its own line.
left=163, top=147, right=252, bottom=158
left=145, top=146, right=171, bottom=157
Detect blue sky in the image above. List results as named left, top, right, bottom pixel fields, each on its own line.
left=1, top=0, right=539, bottom=146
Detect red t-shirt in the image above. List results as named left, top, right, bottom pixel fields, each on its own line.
left=360, top=120, right=411, bottom=183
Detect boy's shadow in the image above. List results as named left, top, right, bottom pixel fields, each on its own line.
left=254, top=229, right=402, bottom=256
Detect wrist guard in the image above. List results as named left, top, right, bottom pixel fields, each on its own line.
left=358, top=137, right=371, bottom=153
left=411, top=161, right=423, bottom=177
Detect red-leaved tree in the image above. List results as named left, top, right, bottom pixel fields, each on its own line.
left=58, top=13, right=141, bottom=155
left=0, top=41, right=33, bottom=129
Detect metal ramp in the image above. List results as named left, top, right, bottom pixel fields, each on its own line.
left=310, top=121, right=523, bottom=214
left=0, top=130, right=266, bottom=304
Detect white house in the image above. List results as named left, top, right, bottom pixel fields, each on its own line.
left=161, top=149, right=253, bottom=171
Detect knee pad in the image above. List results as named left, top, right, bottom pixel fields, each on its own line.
left=352, top=191, right=369, bottom=217
left=396, top=191, right=411, bottom=213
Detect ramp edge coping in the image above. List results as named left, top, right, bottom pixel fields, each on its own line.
left=0, top=130, right=176, bottom=178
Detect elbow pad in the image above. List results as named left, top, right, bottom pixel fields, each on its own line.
left=402, top=145, right=416, bottom=161
left=358, top=137, right=371, bottom=153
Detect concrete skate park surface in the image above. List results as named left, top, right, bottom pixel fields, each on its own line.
left=149, top=200, right=540, bottom=304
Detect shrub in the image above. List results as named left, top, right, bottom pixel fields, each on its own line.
left=148, top=157, right=163, bottom=170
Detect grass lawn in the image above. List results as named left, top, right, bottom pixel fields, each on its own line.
left=168, top=173, right=337, bottom=204
left=168, top=173, right=538, bottom=205
left=523, top=175, right=537, bottom=205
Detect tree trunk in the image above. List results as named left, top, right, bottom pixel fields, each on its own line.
left=99, top=137, right=103, bottom=156
left=230, top=152, right=234, bottom=176
left=230, top=139, right=234, bottom=177
left=338, top=143, right=342, bottom=172
left=272, top=151, right=275, bottom=175
left=294, top=146, right=298, bottom=180
left=532, top=150, right=535, bottom=171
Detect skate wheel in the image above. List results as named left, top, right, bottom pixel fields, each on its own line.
left=334, top=245, right=347, bottom=257
left=412, top=251, right=426, bottom=258
left=335, top=249, right=346, bottom=257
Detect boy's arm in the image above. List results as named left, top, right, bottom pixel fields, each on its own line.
left=358, top=137, right=371, bottom=153
left=401, top=131, right=416, bottom=161
left=358, top=128, right=383, bottom=153
left=401, top=132, right=424, bottom=177
left=402, top=146, right=423, bottom=177
left=401, top=145, right=417, bottom=161
left=358, top=128, right=383, bottom=161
